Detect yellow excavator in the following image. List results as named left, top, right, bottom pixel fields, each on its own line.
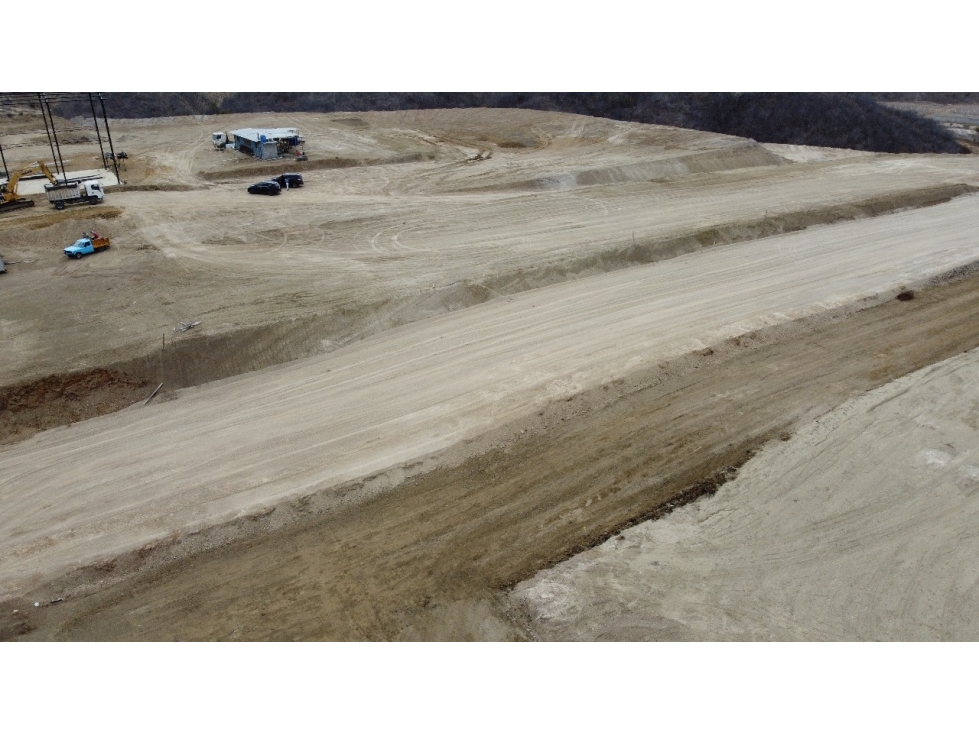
left=0, top=160, right=58, bottom=212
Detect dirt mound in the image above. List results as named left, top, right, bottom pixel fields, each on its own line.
left=552, top=143, right=785, bottom=190
left=0, top=212, right=122, bottom=252
left=459, top=141, right=784, bottom=193
left=198, top=153, right=433, bottom=182
left=115, top=184, right=199, bottom=192
left=22, top=207, right=125, bottom=228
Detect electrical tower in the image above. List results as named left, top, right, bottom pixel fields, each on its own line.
left=0, top=93, right=121, bottom=186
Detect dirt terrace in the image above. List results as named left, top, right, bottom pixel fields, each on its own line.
left=2, top=108, right=979, bottom=640
left=12, top=271, right=979, bottom=641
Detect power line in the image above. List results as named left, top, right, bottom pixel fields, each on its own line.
left=0, top=93, right=120, bottom=184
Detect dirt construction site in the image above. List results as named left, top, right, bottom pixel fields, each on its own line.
left=3, top=107, right=979, bottom=640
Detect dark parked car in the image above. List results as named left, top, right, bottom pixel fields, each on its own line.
left=0, top=254, right=6, bottom=274
left=271, top=173, right=303, bottom=189
left=247, top=180, right=281, bottom=196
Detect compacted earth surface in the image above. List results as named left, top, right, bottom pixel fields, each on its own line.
left=2, top=107, right=979, bottom=640
left=512, top=343, right=979, bottom=641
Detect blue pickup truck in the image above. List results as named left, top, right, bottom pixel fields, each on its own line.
left=64, top=233, right=110, bottom=259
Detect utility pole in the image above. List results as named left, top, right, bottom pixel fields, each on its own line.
left=88, top=93, right=107, bottom=170
left=98, top=94, right=121, bottom=184
left=37, top=93, right=62, bottom=182
left=42, top=93, right=69, bottom=183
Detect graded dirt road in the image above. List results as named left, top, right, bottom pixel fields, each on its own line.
left=3, top=108, right=979, bottom=640
left=13, top=271, right=979, bottom=641
left=3, top=192, right=979, bottom=602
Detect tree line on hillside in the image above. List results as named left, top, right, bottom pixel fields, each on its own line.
left=51, top=92, right=967, bottom=154
left=50, top=92, right=221, bottom=119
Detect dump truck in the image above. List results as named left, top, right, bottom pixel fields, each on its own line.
left=64, top=232, right=110, bottom=259
left=46, top=180, right=105, bottom=210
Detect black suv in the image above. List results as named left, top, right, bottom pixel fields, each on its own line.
left=271, top=173, right=303, bottom=189
left=247, top=180, right=281, bottom=195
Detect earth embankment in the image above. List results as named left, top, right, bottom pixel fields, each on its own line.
left=4, top=109, right=979, bottom=641
left=11, top=266, right=979, bottom=641
left=513, top=336, right=979, bottom=641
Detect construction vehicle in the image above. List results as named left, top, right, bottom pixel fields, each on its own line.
left=0, top=161, right=58, bottom=213
left=214, top=129, right=304, bottom=154
left=212, top=131, right=233, bottom=149
left=64, top=232, right=110, bottom=259
left=46, top=179, right=105, bottom=209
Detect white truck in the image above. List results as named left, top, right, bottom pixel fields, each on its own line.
left=212, top=131, right=233, bottom=149
left=45, top=180, right=106, bottom=210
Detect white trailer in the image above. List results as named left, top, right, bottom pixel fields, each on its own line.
left=45, top=180, right=105, bottom=210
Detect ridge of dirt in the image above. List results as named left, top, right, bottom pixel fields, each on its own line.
left=533, top=463, right=748, bottom=577
left=113, top=183, right=201, bottom=192
left=19, top=206, right=125, bottom=228
left=197, top=153, right=434, bottom=182
left=451, top=141, right=784, bottom=193
left=0, top=206, right=123, bottom=231
left=2, top=183, right=973, bottom=447
left=8, top=267, right=979, bottom=641
left=482, top=183, right=977, bottom=294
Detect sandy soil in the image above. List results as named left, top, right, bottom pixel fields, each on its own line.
left=3, top=110, right=979, bottom=401
left=13, top=272, right=979, bottom=641
left=2, top=192, right=979, bottom=600
left=512, top=344, right=979, bottom=641
left=759, top=143, right=875, bottom=163
left=3, top=108, right=979, bottom=640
